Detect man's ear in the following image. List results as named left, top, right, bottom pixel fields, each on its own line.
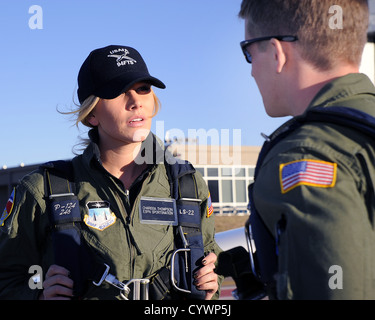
left=270, top=38, right=287, bottom=73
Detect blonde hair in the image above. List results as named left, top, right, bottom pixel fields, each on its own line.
left=66, top=89, right=161, bottom=128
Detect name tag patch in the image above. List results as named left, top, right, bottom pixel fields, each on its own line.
left=139, top=197, right=177, bottom=225
left=51, top=198, right=80, bottom=224
left=177, top=199, right=201, bottom=227
left=84, top=201, right=116, bottom=231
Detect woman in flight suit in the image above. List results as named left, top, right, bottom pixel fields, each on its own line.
left=0, top=45, right=222, bottom=300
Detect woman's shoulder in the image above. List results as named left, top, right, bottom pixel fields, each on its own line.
left=18, top=167, right=45, bottom=196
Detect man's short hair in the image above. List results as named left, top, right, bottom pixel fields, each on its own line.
left=239, top=0, right=369, bottom=70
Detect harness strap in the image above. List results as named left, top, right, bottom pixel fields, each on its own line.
left=172, top=171, right=206, bottom=299
left=148, top=266, right=173, bottom=300
left=43, top=161, right=92, bottom=298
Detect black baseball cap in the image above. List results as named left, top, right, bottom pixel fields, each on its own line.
left=77, top=45, right=166, bottom=104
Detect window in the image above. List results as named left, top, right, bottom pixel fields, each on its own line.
left=207, top=168, right=218, bottom=177
left=235, top=168, right=245, bottom=177
left=199, top=165, right=254, bottom=209
left=195, top=167, right=204, bottom=176
left=222, top=180, right=233, bottom=202
left=235, top=180, right=247, bottom=202
left=221, top=168, right=232, bottom=177
left=248, top=167, right=255, bottom=177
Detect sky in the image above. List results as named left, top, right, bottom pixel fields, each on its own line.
left=0, top=0, right=291, bottom=168
left=1, top=0, right=374, bottom=169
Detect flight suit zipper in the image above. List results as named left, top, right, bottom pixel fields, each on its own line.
left=126, top=224, right=136, bottom=280
left=115, top=166, right=156, bottom=279
left=126, top=169, right=156, bottom=279
left=113, top=189, right=137, bottom=280
left=127, top=168, right=155, bottom=225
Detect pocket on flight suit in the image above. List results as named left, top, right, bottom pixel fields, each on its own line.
left=131, top=223, right=174, bottom=274
left=81, top=216, right=130, bottom=271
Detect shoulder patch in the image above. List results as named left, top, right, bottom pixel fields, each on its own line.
left=1, top=188, right=15, bottom=226
left=206, top=192, right=214, bottom=218
left=279, top=159, right=337, bottom=194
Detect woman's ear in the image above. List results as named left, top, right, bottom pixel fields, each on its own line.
left=86, top=114, right=99, bottom=127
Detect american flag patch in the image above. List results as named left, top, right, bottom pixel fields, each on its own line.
left=206, top=192, right=214, bottom=218
left=280, top=159, right=337, bottom=194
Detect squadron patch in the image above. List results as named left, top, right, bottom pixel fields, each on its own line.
left=1, top=188, right=15, bottom=227
left=84, top=201, right=116, bottom=231
left=280, top=159, right=337, bottom=194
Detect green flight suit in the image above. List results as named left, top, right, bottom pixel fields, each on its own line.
left=252, top=73, right=375, bottom=299
left=0, top=131, right=222, bottom=299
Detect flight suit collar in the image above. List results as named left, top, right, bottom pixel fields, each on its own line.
left=256, top=74, right=375, bottom=171
left=307, top=73, right=375, bottom=111
left=81, top=129, right=168, bottom=202
left=80, top=129, right=168, bottom=209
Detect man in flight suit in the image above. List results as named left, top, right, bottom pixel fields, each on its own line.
left=238, top=0, right=375, bottom=299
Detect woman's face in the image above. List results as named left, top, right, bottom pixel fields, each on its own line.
left=88, top=82, right=155, bottom=147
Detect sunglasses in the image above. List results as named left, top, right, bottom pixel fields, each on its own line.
left=240, top=35, right=298, bottom=64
